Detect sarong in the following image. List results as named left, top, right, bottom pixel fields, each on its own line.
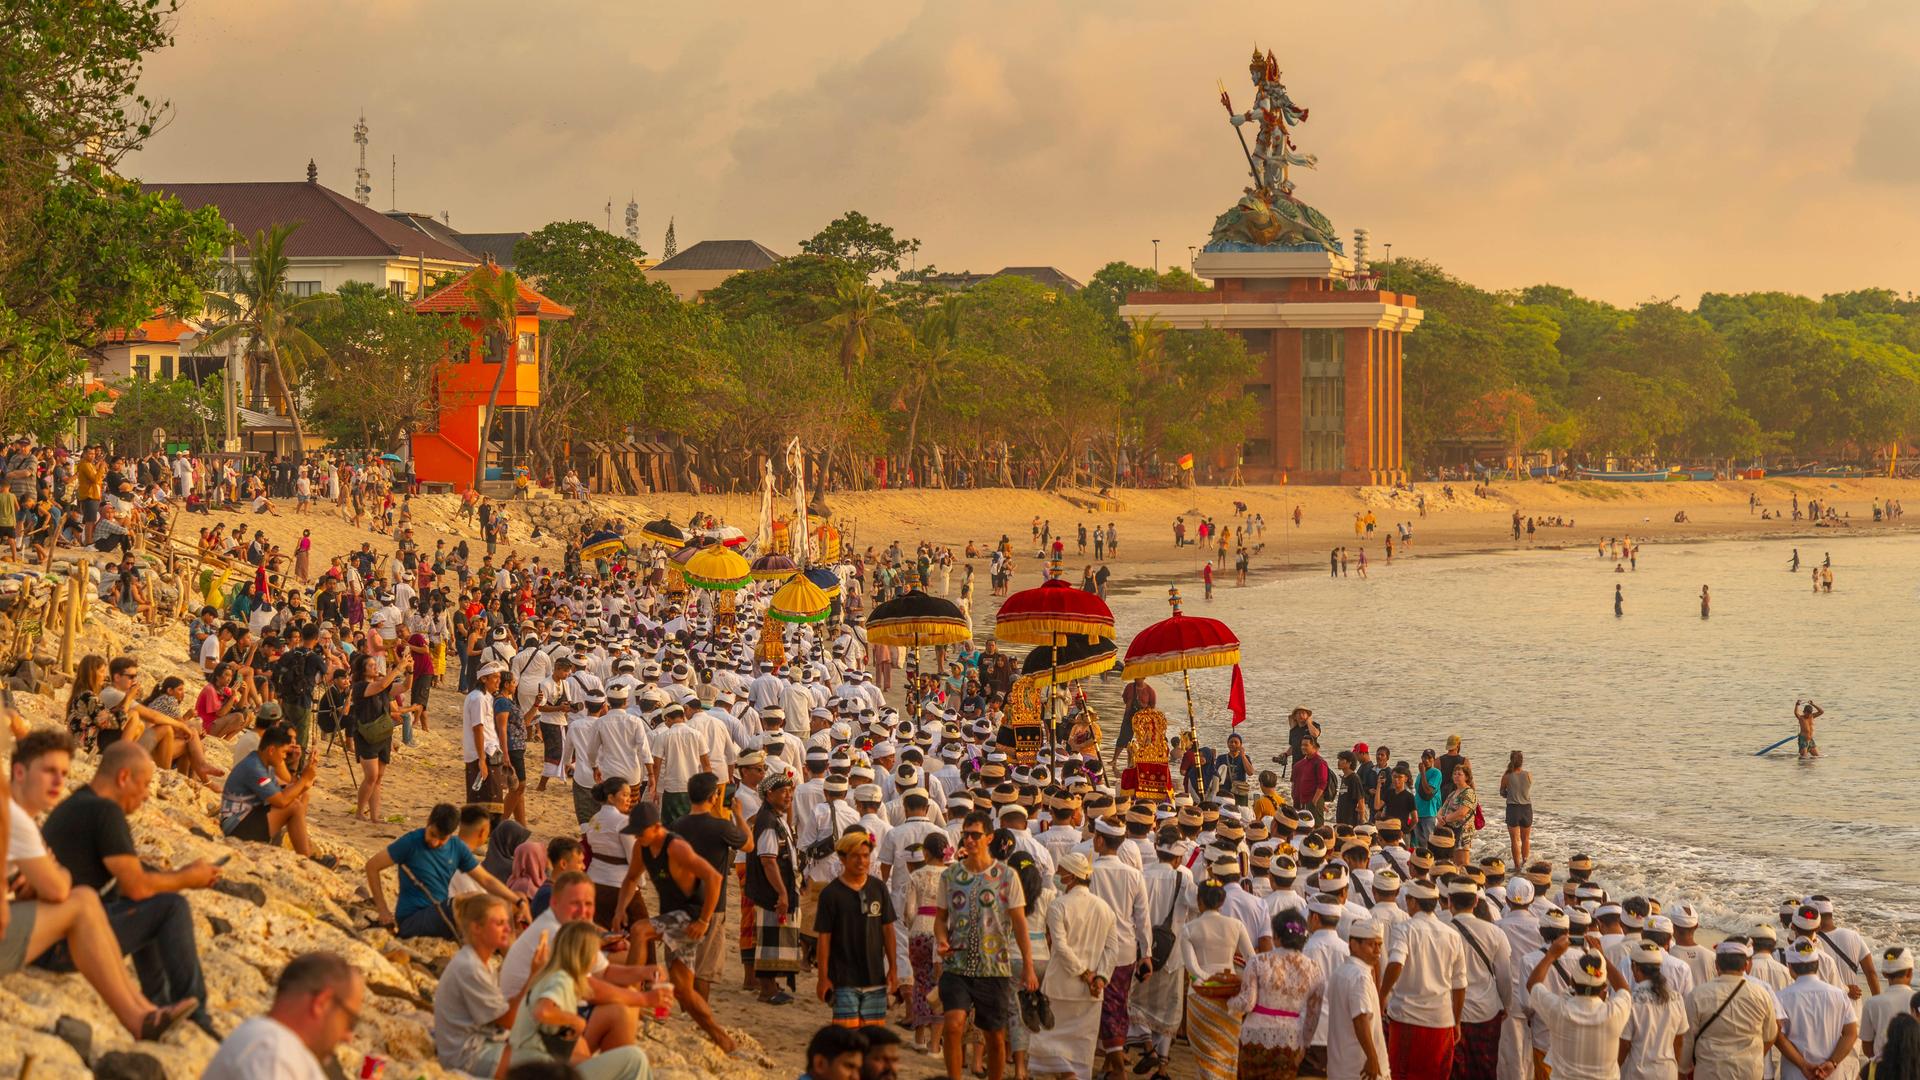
left=1129, top=962, right=1184, bottom=1056
left=1389, top=1019, right=1458, bottom=1080
left=1028, top=993, right=1102, bottom=1078
left=1497, top=1013, right=1531, bottom=1080
left=1238, top=1041, right=1304, bottom=1080
left=754, top=906, right=803, bottom=975
left=908, top=933, right=941, bottom=1028
left=540, top=721, right=565, bottom=777
left=465, top=760, right=503, bottom=816
left=737, top=866, right=756, bottom=962
left=1453, top=1014, right=1504, bottom=1080
left=1189, top=990, right=1242, bottom=1080
left=1099, top=963, right=1134, bottom=1051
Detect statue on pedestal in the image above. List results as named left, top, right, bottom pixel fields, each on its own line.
left=1209, top=49, right=1341, bottom=253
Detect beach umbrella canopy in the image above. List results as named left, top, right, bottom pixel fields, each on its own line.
left=866, top=588, right=970, bottom=648
left=803, top=566, right=842, bottom=599
left=1122, top=596, right=1240, bottom=680
left=1020, top=634, right=1117, bottom=684
left=641, top=518, right=687, bottom=545
left=749, top=553, right=799, bottom=582
left=995, top=576, right=1115, bottom=645
left=580, top=528, right=625, bottom=561
left=683, top=545, right=751, bottom=591
left=768, top=574, right=833, bottom=624
left=380, top=452, right=403, bottom=463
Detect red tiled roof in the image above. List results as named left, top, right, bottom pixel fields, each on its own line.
left=411, top=266, right=574, bottom=319
left=99, top=315, right=199, bottom=345
left=141, top=180, right=479, bottom=263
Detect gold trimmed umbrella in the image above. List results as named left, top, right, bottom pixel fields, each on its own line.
left=768, top=573, right=832, bottom=624
left=683, top=545, right=751, bottom=591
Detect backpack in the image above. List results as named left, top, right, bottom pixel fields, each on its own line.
left=274, top=647, right=318, bottom=705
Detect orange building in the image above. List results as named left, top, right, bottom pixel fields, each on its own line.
left=410, top=264, right=573, bottom=491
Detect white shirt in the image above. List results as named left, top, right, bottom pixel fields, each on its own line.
left=461, top=688, right=497, bottom=763
left=1454, top=913, right=1515, bottom=1024
left=1327, top=955, right=1390, bottom=1080
left=500, top=908, right=608, bottom=999
left=1530, top=985, right=1633, bottom=1080
left=1089, top=853, right=1150, bottom=967
left=1622, top=981, right=1690, bottom=1080
left=1776, top=975, right=1858, bottom=1080
left=1863, top=983, right=1914, bottom=1058
left=1305, top=927, right=1353, bottom=1045
left=1178, top=909, right=1254, bottom=981
left=589, top=709, right=653, bottom=788
left=5, top=798, right=45, bottom=878
left=583, top=802, right=634, bottom=889
left=1386, top=910, right=1470, bottom=1028
left=652, top=723, right=708, bottom=793
left=200, top=1016, right=329, bottom=1080
left=1042, top=885, right=1120, bottom=998
left=564, top=712, right=601, bottom=789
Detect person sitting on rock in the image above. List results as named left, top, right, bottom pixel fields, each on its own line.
left=4, top=729, right=199, bottom=1042
left=217, top=724, right=329, bottom=866
left=202, top=952, right=363, bottom=1079
left=41, top=740, right=221, bottom=1036
left=364, top=801, right=527, bottom=940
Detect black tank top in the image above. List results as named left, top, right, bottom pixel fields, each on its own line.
left=642, top=838, right=704, bottom=916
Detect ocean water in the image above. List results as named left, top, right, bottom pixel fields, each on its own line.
left=1098, top=531, right=1920, bottom=945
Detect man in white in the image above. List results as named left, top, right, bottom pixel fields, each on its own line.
left=1380, top=879, right=1468, bottom=1079
left=1028, top=852, right=1119, bottom=1080
left=589, top=686, right=654, bottom=799
left=462, top=663, right=504, bottom=812
left=1446, top=879, right=1513, bottom=1079
left=1861, top=945, right=1914, bottom=1063
left=1328, top=918, right=1392, bottom=1080
left=509, top=631, right=552, bottom=714
left=1682, top=938, right=1782, bottom=1080
left=650, top=701, right=709, bottom=826
left=1496, top=878, right=1543, bottom=1080
left=1776, top=937, right=1860, bottom=1080
left=1130, top=835, right=1195, bottom=1067
left=1304, top=896, right=1354, bottom=1073
left=1088, top=818, right=1150, bottom=1075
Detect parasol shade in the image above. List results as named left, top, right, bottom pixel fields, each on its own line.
left=1122, top=609, right=1240, bottom=680
left=580, top=529, right=625, bottom=561
left=668, top=542, right=703, bottom=566
left=380, top=452, right=403, bottom=463
left=995, top=577, right=1115, bottom=644
left=802, top=566, right=841, bottom=599
left=641, top=518, right=687, bottom=545
left=683, top=545, right=751, bottom=590
left=749, top=553, right=798, bottom=582
left=866, top=588, right=969, bottom=648
left=1020, top=634, right=1117, bottom=684
left=768, top=573, right=833, bottom=624
left=699, top=524, right=748, bottom=549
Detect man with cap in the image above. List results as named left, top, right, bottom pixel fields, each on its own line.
left=1029, top=851, right=1119, bottom=1080
left=591, top=684, right=654, bottom=806
left=1088, top=815, right=1151, bottom=1076
left=1447, top=876, right=1513, bottom=1080
left=1860, top=946, right=1914, bottom=1064
left=1808, top=895, right=1880, bottom=1002
left=561, top=685, right=610, bottom=826
left=1329, top=918, right=1393, bottom=1080
left=651, top=700, right=710, bottom=826
left=462, top=661, right=507, bottom=817
left=1787, top=903, right=1848, bottom=990
left=801, top=774, right=862, bottom=956
left=1775, top=936, right=1859, bottom=1080
left=1305, top=890, right=1355, bottom=1073
left=813, top=828, right=899, bottom=1031
left=1132, top=827, right=1195, bottom=1071
left=608, top=800, right=737, bottom=1054
left=1524, top=936, right=1631, bottom=1078
left=528, top=653, right=575, bottom=793
left=1381, top=876, right=1470, bottom=1080
left=1667, top=903, right=1715, bottom=988
left=1681, top=935, right=1781, bottom=1080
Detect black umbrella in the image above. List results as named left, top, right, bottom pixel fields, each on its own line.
left=1020, top=634, right=1118, bottom=684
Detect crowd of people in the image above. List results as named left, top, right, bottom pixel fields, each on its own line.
left=0, top=441, right=1914, bottom=1080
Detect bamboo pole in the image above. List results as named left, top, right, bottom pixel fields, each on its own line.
left=57, top=575, right=76, bottom=675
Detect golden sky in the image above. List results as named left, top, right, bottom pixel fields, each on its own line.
left=126, top=0, right=1920, bottom=305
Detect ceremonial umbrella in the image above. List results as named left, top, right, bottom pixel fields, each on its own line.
left=802, top=566, right=842, bottom=600
left=749, top=553, right=798, bottom=582
left=683, top=544, right=751, bottom=591
left=867, top=588, right=970, bottom=711
left=994, top=576, right=1115, bottom=644
left=579, top=529, right=625, bottom=561
left=704, top=524, right=748, bottom=549
left=1122, top=586, right=1244, bottom=735
left=640, top=518, right=687, bottom=545
left=768, top=573, right=833, bottom=624
left=1019, top=633, right=1117, bottom=685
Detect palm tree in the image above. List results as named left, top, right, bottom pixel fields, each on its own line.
left=897, top=295, right=964, bottom=481
left=816, top=274, right=901, bottom=384
left=200, top=223, right=333, bottom=460
left=466, top=260, right=524, bottom=488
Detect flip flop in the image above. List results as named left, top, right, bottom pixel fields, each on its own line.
left=758, top=991, right=794, bottom=1005
left=138, top=999, right=198, bottom=1041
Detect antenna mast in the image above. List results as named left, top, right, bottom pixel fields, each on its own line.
left=624, top=196, right=639, bottom=243
left=352, top=111, right=371, bottom=205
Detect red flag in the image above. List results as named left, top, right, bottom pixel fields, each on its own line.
left=1228, top=663, right=1247, bottom=727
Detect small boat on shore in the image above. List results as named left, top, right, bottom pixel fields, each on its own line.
left=1573, top=467, right=1680, bottom=482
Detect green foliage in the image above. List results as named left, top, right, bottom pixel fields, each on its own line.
left=798, top=211, right=920, bottom=277
left=90, top=374, right=222, bottom=457
left=1081, top=261, right=1209, bottom=334
left=303, top=282, right=466, bottom=450
left=199, top=223, right=332, bottom=456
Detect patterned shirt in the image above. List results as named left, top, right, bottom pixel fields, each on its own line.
left=939, top=859, right=1024, bottom=978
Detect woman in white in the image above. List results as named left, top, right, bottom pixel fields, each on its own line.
left=1181, top=878, right=1257, bottom=1079
left=580, top=777, right=637, bottom=929
left=1621, top=939, right=1689, bottom=1080
left=1527, top=937, right=1633, bottom=1080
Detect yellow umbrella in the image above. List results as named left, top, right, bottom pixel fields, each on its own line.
left=769, top=573, right=833, bottom=624
left=683, top=544, right=751, bottom=591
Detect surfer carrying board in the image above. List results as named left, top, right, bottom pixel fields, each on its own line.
left=1796, top=699, right=1823, bottom=758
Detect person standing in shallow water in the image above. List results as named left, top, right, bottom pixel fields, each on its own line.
left=1700, top=585, right=1711, bottom=619
left=1615, top=584, right=1624, bottom=618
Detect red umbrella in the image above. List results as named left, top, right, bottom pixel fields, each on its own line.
left=1123, top=586, right=1245, bottom=732
left=994, top=576, right=1115, bottom=644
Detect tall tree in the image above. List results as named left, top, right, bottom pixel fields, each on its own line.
left=798, top=211, right=920, bottom=277
left=897, top=294, right=965, bottom=477
left=199, top=223, right=332, bottom=458
left=303, top=281, right=466, bottom=449
left=816, top=273, right=903, bottom=384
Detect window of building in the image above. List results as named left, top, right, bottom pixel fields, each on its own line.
left=388, top=280, right=408, bottom=298
left=1301, top=329, right=1345, bottom=471
left=518, top=330, right=537, bottom=364
left=286, top=281, right=321, bottom=298
left=133, top=354, right=151, bottom=380
left=1243, top=437, right=1274, bottom=466
left=159, top=355, right=175, bottom=379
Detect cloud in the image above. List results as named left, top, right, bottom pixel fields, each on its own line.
left=125, top=0, right=1920, bottom=303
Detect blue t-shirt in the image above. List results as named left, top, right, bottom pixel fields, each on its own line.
left=218, top=753, right=281, bottom=833
left=388, top=828, right=478, bottom=919
left=1415, top=766, right=1443, bottom=819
